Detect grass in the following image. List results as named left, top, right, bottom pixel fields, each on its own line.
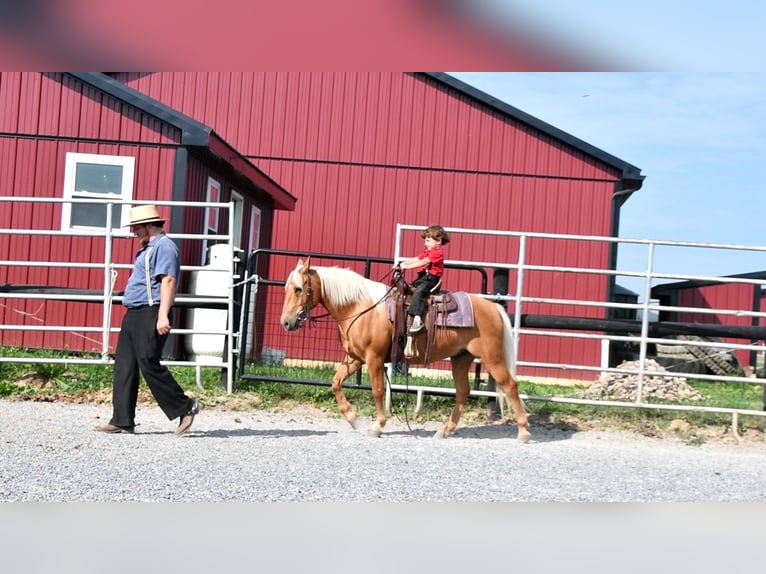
left=1, top=346, right=765, bottom=443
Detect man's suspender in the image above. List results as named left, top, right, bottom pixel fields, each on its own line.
left=144, top=245, right=155, bottom=306
left=143, top=236, right=167, bottom=306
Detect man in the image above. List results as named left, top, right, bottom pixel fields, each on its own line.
left=95, top=205, right=199, bottom=436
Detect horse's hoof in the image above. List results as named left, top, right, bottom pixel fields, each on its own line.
left=346, top=414, right=359, bottom=430
left=432, top=430, right=446, bottom=439
left=517, top=430, right=532, bottom=444
left=367, top=426, right=382, bottom=438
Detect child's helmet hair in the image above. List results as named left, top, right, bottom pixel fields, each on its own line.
left=421, top=225, right=450, bottom=245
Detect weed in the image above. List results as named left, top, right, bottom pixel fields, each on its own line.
left=32, top=360, right=67, bottom=386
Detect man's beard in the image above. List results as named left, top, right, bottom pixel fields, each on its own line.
left=139, top=235, right=150, bottom=247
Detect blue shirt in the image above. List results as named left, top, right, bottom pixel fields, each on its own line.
left=122, top=233, right=181, bottom=308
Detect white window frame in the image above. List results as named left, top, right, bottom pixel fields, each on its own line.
left=61, top=152, right=135, bottom=235
left=202, top=177, right=221, bottom=264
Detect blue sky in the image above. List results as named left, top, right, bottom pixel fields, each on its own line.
left=460, top=1, right=765, bottom=71
left=448, top=72, right=766, bottom=296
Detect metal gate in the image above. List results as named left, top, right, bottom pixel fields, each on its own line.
left=238, top=225, right=766, bottom=429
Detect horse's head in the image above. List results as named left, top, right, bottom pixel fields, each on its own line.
left=280, top=258, right=318, bottom=331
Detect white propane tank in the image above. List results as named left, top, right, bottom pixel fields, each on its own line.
left=184, top=244, right=230, bottom=364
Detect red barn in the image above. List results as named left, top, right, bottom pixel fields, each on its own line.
left=2, top=71, right=647, bottom=382
left=0, top=72, right=295, bottom=354
left=109, top=72, right=644, bottom=380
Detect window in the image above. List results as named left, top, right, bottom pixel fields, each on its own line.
left=61, top=152, right=135, bottom=233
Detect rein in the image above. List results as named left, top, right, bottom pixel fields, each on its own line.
left=302, top=266, right=399, bottom=328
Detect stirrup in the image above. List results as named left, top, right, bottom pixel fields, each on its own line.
left=404, top=335, right=419, bottom=359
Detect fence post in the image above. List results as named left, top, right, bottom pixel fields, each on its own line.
left=485, top=268, right=509, bottom=420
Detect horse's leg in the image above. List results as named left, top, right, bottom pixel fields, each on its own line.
left=365, top=355, right=387, bottom=438
left=485, top=361, right=531, bottom=443
left=434, top=352, right=474, bottom=439
left=332, top=355, right=363, bottom=429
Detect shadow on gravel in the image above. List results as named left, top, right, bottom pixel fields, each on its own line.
left=383, top=424, right=577, bottom=442
left=186, top=428, right=337, bottom=439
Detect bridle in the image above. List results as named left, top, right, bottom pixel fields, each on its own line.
left=299, top=267, right=330, bottom=327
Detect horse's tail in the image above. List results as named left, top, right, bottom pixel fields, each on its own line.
left=496, top=303, right=516, bottom=374
left=496, top=303, right=517, bottom=416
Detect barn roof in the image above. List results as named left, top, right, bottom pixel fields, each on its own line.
left=65, top=72, right=297, bottom=211
left=421, top=73, right=645, bottom=195
left=651, top=270, right=766, bottom=294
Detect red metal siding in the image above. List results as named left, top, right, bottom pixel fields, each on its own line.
left=0, top=73, right=182, bottom=145
left=0, top=72, right=185, bottom=353
left=118, top=73, right=616, bottom=177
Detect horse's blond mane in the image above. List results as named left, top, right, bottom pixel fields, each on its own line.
left=314, top=266, right=388, bottom=308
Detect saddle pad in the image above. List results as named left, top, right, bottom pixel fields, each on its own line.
left=436, top=292, right=474, bottom=328
left=387, top=291, right=475, bottom=328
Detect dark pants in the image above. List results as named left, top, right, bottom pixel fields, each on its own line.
left=408, top=273, right=440, bottom=317
left=110, top=306, right=194, bottom=427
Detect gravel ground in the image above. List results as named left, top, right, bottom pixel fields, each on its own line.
left=2, top=398, right=766, bottom=502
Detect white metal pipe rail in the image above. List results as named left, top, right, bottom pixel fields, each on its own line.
left=393, top=223, right=766, bottom=428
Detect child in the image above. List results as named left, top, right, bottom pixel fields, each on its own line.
left=397, top=225, right=450, bottom=333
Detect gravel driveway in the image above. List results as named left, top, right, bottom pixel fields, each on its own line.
left=2, top=398, right=765, bottom=502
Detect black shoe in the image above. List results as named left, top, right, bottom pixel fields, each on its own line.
left=175, top=401, right=200, bottom=437
left=94, top=423, right=135, bottom=434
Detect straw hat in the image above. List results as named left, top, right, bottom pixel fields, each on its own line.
left=125, top=205, right=166, bottom=226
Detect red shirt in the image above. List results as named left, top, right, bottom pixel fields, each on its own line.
left=416, top=246, right=444, bottom=278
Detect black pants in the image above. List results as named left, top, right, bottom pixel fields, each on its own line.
left=408, top=273, right=440, bottom=317
left=110, top=306, right=194, bottom=427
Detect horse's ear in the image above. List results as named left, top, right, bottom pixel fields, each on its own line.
left=304, top=256, right=311, bottom=269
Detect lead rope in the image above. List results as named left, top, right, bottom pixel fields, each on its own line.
left=304, top=265, right=415, bottom=433
left=386, top=361, right=415, bottom=434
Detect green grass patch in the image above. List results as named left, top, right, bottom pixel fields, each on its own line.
left=690, top=379, right=763, bottom=411
left=2, top=348, right=764, bottom=441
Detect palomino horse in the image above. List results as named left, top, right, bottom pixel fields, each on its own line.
left=279, top=258, right=530, bottom=442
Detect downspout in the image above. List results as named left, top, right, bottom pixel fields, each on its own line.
left=606, top=182, right=642, bottom=319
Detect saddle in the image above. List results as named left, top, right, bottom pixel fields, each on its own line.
left=389, top=268, right=458, bottom=366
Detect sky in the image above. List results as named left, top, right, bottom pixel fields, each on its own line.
left=448, top=72, right=766, bottom=297
left=458, top=1, right=765, bottom=72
